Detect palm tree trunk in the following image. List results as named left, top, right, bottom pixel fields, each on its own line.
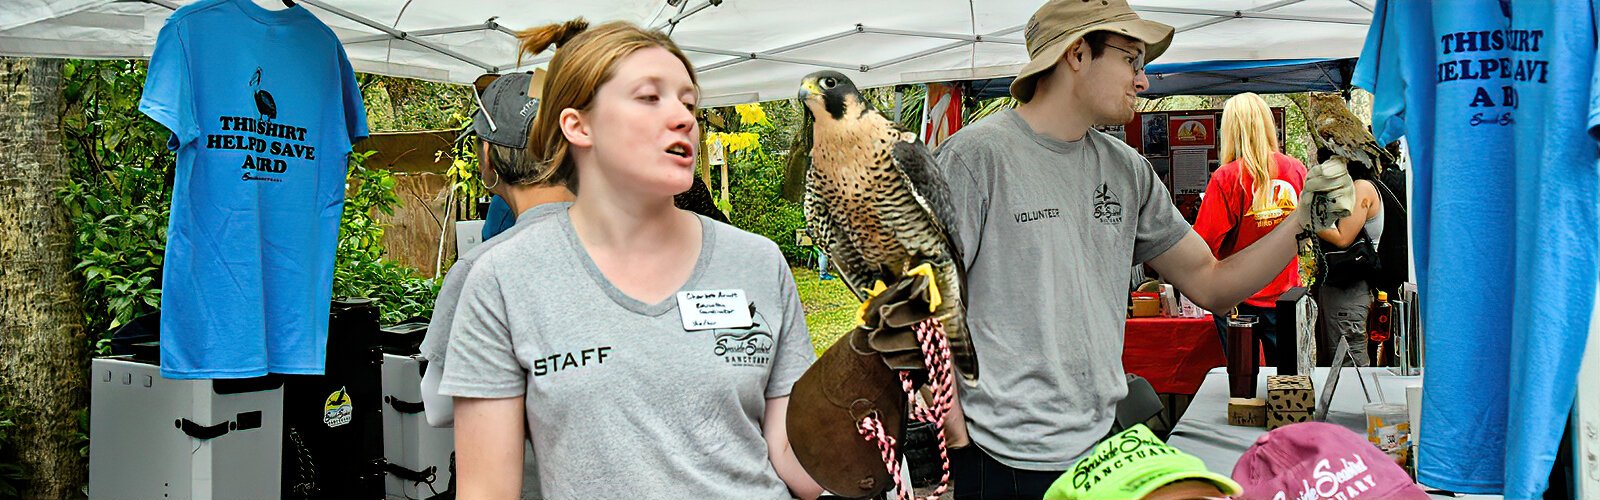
left=0, top=57, right=89, bottom=499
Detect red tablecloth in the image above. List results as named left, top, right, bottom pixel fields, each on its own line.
left=1123, top=315, right=1226, bottom=394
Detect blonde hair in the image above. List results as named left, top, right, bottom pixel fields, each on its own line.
left=1220, top=92, right=1280, bottom=213
left=517, top=19, right=698, bottom=192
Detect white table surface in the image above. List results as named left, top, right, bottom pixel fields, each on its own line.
left=1165, top=367, right=1501, bottom=499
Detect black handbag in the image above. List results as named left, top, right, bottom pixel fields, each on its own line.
left=1319, top=228, right=1380, bottom=288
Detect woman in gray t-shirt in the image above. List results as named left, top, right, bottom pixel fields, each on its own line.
left=438, top=19, right=822, bottom=499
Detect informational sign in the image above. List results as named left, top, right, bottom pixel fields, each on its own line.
left=1170, top=115, right=1216, bottom=149
left=1172, top=149, right=1210, bottom=195
left=707, top=136, right=726, bottom=166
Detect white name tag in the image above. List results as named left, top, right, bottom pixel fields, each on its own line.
left=677, top=289, right=753, bottom=331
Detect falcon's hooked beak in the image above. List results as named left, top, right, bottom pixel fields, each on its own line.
left=798, top=79, right=822, bottom=102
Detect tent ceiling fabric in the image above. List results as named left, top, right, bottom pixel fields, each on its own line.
left=0, top=0, right=1373, bottom=105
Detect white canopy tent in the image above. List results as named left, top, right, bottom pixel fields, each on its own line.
left=1, top=0, right=1374, bottom=105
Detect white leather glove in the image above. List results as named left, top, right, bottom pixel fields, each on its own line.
left=1299, top=157, right=1357, bottom=235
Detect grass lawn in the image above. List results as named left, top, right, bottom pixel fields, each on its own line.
left=791, top=265, right=861, bottom=355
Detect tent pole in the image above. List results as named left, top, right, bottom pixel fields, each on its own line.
left=698, top=23, right=1023, bottom=75
left=864, top=25, right=1023, bottom=72
left=697, top=27, right=859, bottom=72
left=651, top=0, right=721, bottom=31
left=856, top=27, right=1023, bottom=45
left=294, top=0, right=498, bottom=72
left=344, top=21, right=502, bottom=44
left=678, top=44, right=863, bottom=72
left=868, top=40, right=971, bottom=72
left=1174, top=0, right=1306, bottom=34
left=141, top=0, right=181, bottom=11
left=1137, top=6, right=1368, bottom=25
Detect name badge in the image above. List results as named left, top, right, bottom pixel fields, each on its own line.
left=677, top=289, right=753, bottom=331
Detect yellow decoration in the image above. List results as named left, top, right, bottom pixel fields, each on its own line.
left=734, top=103, right=770, bottom=127
left=706, top=132, right=762, bottom=154
left=905, top=263, right=942, bottom=312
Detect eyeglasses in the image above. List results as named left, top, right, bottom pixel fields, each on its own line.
left=1104, top=44, right=1147, bottom=75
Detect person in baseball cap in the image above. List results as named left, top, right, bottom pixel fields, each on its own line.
left=1232, top=422, right=1430, bottom=500
left=421, top=70, right=572, bottom=500
left=1044, top=425, right=1242, bottom=500
left=466, top=70, right=576, bottom=240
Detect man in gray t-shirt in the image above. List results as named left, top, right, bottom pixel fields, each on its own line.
left=935, top=1, right=1349, bottom=497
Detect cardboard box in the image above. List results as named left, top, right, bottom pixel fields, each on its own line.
left=1267, top=375, right=1314, bottom=413
left=1131, top=294, right=1161, bottom=317
left=1268, top=409, right=1312, bottom=430
left=1227, top=398, right=1267, bottom=427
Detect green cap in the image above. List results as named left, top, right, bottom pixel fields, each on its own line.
left=1044, top=425, right=1243, bottom=500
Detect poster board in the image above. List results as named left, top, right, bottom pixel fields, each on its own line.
left=1119, top=107, right=1288, bottom=222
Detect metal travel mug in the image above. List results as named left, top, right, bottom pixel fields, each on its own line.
left=1226, top=315, right=1260, bottom=398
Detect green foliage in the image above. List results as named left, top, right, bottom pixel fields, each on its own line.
left=729, top=154, right=808, bottom=262
left=60, top=59, right=173, bottom=350
left=0, top=406, right=25, bottom=499
left=710, top=102, right=809, bottom=262
left=441, top=114, right=489, bottom=224
left=333, top=151, right=441, bottom=325
left=361, top=75, right=476, bottom=132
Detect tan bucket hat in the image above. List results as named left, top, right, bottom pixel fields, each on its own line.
left=1010, top=0, right=1175, bottom=103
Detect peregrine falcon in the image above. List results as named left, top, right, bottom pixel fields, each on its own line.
left=791, top=71, right=977, bottom=382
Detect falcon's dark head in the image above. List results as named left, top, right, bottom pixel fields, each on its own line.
left=798, top=70, right=866, bottom=122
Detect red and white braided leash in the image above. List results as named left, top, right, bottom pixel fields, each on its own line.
left=857, top=317, right=955, bottom=500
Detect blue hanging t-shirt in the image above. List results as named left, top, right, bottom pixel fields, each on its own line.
left=1357, top=0, right=1599, bottom=495
left=139, top=0, right=368, bottom=379
left=1506, top=2, right=1599, bottom=498
left=1354, top=0, right=1515, bottom=493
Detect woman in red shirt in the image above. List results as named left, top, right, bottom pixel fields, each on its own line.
left=1193, top=92, right=1306, bottom=361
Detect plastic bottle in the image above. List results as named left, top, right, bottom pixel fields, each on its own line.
left=1369, top=291, right=1393, bottom=365
left=1369, top=291, right=1392, bottom=343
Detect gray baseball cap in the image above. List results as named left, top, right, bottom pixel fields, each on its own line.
left=470, top=72, right=542, bottom=149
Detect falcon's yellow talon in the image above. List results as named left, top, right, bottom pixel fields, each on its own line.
left=854, top=280, right=890, bottom=325
left=906, top=263, right=942, bottom=312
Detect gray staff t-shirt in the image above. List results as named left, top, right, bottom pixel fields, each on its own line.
left=440, top=210, right=815, bottom=499
left=934, top=109, right=1190, bottom=470
left=419, top=201, right=567, bottom=500
left=420, top=202, right=570, bottom=364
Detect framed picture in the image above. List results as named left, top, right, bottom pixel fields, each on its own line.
left=1170, top=115, right=1216, bottom=149
left=1141, top=113, right=1169, bottom=157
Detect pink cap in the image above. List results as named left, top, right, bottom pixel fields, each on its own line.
left=1231, top=422, right=1430, bottom=500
